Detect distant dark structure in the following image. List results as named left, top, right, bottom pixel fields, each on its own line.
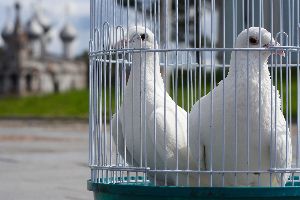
left=0, top=2, right=86, bottom=96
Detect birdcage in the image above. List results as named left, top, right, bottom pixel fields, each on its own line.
left=88, top=0, right=300, bottom=199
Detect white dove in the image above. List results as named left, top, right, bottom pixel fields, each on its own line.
left=111, top=26, right=196, bottom=186
left=189, top=27, right=292, bottom=186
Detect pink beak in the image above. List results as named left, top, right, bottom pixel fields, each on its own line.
left=265, top=42, right=285, bottom=57
left=275, top=49, right=285, bottom=57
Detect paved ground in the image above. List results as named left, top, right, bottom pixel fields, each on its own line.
left=0, top=118, right=299, bottom=199
left=0, top=119, right=93, bottom=200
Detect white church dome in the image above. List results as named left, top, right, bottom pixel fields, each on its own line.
left=1, top=22, right=13, bottom=41
left=26, top=17, right=43, bottom=40
left=60, top=22, right=76, bottom=42
left=35, top=11, right=51, bottom=33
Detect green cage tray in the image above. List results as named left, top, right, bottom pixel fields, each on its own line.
left=88, top=176, right=300, bottom=200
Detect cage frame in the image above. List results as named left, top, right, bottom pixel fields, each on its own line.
left=88, top=0, right=300, bottom=199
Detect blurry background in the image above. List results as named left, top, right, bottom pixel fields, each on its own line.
left=0, top=0, right=298, bottom=199
left=0, top=1, right=92, bottom=199
left=0, top=0, right=89, bottom=56
left=0, top=0, right=89, bottom=118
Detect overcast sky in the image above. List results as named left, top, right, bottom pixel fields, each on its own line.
left=0, top=0, right=90, bottom=56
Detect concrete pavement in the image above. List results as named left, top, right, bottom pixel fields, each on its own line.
left=0, top=119, right=93, bottom=200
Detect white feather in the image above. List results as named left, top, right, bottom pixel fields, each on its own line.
left=112, top=26, right=200, bottom=186
left=189, top=27, right=292, bottom=186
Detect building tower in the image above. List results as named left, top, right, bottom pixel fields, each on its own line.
left=35, top=6, right=51, bottom=58
left=26, top=14, right=43, bottom=59
left=1, top=7, right=13, bottom=49
left=60, top=22, right=76, bottom=59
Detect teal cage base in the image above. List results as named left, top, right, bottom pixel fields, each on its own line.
left=87, top=176, right=300, bottom=200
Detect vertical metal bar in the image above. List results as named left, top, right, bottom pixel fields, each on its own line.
left=286, top=45, right=289, bottom=171
left=99, top=29, right=103, bottom=182
left=184, top=0, right=190, bottom=186
left=121, top=0, right=128, bottom=170
left=139, top=25, right=143, bottom=174
left=193, top=0, right=197, bottom=104
left=279, top=0, right=283, bottom=120
left=274, top=34, right=279, bottom=185
left=198, top=0, right=202, bottom=187
left=142, top=0, right=147, bottom=181
left=158, top=0, right=161, bottom=45
left=113, top=0, right=116, bottom=45
left=164, top=0, right=169, bottom=186
left=190, top=59, right=194, bottom=107
left=297, top=0, right=300, bottom=169
left=153, top=0, right=158, bottom=186
left=175, top=0, right=179, bottom=186
left=270, top=0, right=274, bottom=186
left=290, top=0, right=294, bottom=168
left=246, top=0, right=250, bottom=186
left=289, top=52, right=292, bottom=171
left=288, top=0, right=291, bottom=46
left=222, top=0, right=226, bottom=187
left=203, top=0, right=207, bottom=96
left=209, top=0, right=215, bottom=187
left=89, top=42, right=94, bottom=181
left=288, top=1, right=293, bottom=178
left=109, top=29, right=114, bottom=167
left=130, top=0, right=136, bottom=168
left=93, top=0, right=98, bottom=182
left=120, top=0, right=123, bottom=25
left=291, top=0, right=295, bottom=46
left=242, top=0, right=245, bottom=30
left=104, top=31, right=109, bottom=169
left=233, top=0, right=238, bottom=186
left=144, top=0, right=152, bottom=185
left=150, top=0, right=153, bottom=30
left=120, top=28, right=127, bottom=169
left=89, top=0, right=94, bottom=181
left=288, top=2, right=292, bottom=180
left=103, top=25, right=110, bottom=179
left=258, top=0, right=262, bottom=186
left=251, top=0, right=254, bottom=27
left=90, top=0, right=93, bottom=39
left=95, top=30, right=99, bottom=181
left=212, top=1, right=216, bottom=90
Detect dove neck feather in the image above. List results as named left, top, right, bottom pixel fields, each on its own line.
left=227, top=51, right=270, bottom=81
left=130, top=51, right=162, bottom=88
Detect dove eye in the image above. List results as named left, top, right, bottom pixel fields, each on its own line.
left=249, top=36, right=259, bottom=45
left=140, top=33, right=146, bottom=41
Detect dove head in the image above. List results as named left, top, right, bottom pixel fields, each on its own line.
left=235, top=27, right=284, bottom=58
left=113, top=26, right=157, bottom=50
left=229, top=27, right=284, bottom=76
left=127, top=26, right=156, bottom=49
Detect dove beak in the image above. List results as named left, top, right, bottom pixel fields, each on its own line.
left=264, top=42, right=285, bottom=57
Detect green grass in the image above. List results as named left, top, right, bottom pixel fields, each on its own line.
left=0, top=90, right=89, bottom=118
left=0, top=68, right=298, bottom=120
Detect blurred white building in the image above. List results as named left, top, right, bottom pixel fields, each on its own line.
left=0, top=2, right=86, bottom=96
